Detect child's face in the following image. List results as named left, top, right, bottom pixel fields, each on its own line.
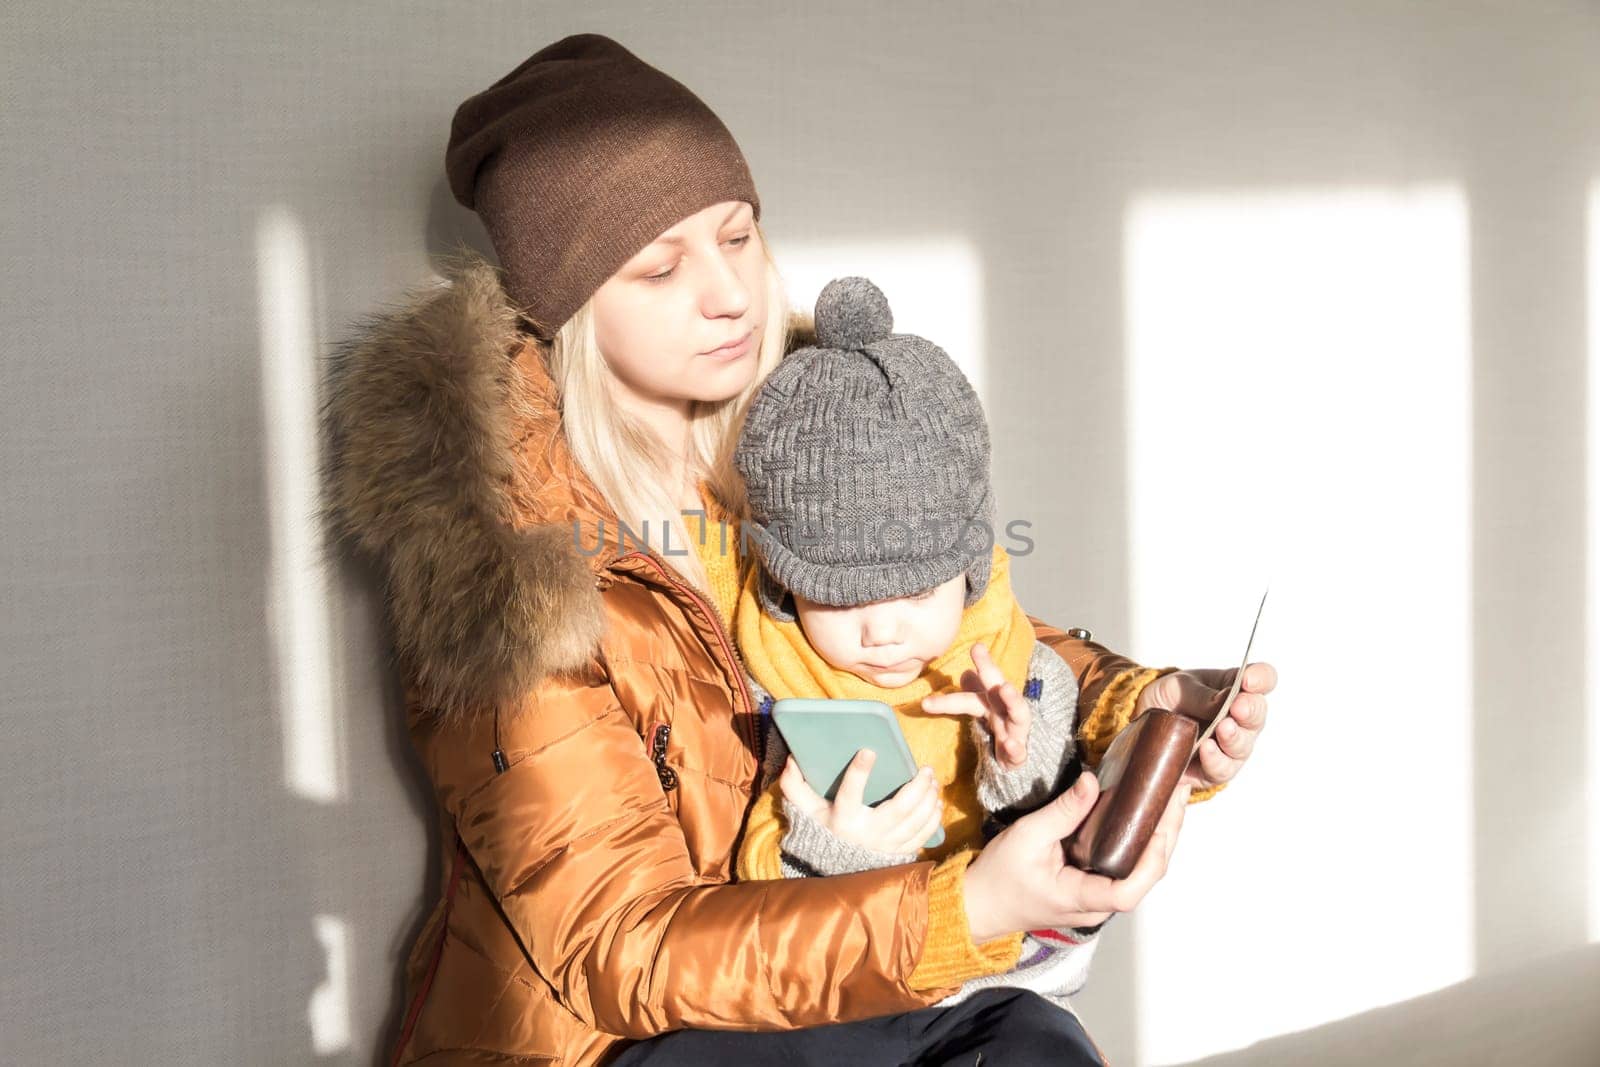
left=792, top=572, right=967, bottom=687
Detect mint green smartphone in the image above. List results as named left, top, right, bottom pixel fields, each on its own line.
left=771, top=697, right=945, bottom=849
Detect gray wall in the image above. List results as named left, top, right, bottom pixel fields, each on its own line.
left=4, top=3, right=1597, bottom=1064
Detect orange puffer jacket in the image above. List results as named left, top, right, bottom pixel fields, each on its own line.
left=323, top=253, right=1161, bottom=1066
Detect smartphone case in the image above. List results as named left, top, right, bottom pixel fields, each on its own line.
left=771, top=697, right=945, bottom=849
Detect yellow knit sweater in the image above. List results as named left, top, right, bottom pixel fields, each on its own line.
left=738, top=537, right=1032, bottom=842
left=685, top=491, right=1208, bottom=993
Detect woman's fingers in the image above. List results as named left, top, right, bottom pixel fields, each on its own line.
left=1241, top=661, right=1278, bottom=696
left=1181, top=739, right=1235, bottom=790
left=1183, top=662, right=1277, bottom=705
left=1229, top=693, right=1269, bottom=733
left=1215, top=714, right=1257, bottom=762
left=1167, top=658, right=1275, bottom=789
left=1158, top=669, right=1271, bottom=743
left=1015, top=770, right=1100, bottom=851
left=1178, top=666, right=1236, bottom=694
left=1193, top=737, right=1243, bottom=783
left=1070, top=785, right=1189, bottom=914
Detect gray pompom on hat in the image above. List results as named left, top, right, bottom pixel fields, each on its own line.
left=735, top=276, right=996, bottom=622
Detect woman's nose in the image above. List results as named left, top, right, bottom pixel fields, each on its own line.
left=697, top=250, right=751, bottom=319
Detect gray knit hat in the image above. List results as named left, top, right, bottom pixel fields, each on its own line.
left=735, top=277, right=995, bottom=623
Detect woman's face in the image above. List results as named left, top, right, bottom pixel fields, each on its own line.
left=590, top=199, right=767, bottom=411
left=793, top=572, right=968, bottom=687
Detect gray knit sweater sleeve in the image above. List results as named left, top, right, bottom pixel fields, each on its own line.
left=779, top=795, right=922, bottom=874
left=969, top=640, right=1080, bottom=817
left=746, top=673, right=922, bottom=876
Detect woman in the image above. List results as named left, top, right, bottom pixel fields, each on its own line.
left=323, top=33, right=1275, bottom=1067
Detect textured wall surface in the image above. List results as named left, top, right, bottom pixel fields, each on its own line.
left=4, top=3, right=1598, bottom=1064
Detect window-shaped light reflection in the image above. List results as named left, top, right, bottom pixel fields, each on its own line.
left=774, top=239, right=986, bottom=405
left=1123, top=187, right=1473, bottom=1061
left=256, top=205, right=343, bottom=803
left=308, top=913, right=352, bottom=1054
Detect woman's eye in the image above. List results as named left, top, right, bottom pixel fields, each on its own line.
left=645, top=235, right=748, bottom=283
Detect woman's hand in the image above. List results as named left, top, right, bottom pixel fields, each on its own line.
left=1136, top=661, right=1278, bottom=791
left=920, top=641, right=1032, bottom=770
left=962, top=770, right=1188, bottom=942
left=778, top=750, right=945, bottom=855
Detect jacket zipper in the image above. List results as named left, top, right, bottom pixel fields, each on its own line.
left=392, top=835, right=468, bottom=1066
left=650, top=722, right=678, bottom=792
left=615, top=549, right=757, bottom=757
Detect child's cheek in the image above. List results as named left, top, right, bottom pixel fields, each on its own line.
left=793, top=606, right=854, bottom=670
left=918, top=601, right=966, bottom=661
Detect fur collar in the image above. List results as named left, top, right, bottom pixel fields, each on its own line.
left=321, top=251, right=811, bottom=719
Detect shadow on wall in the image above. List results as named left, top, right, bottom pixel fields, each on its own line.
left=426, top=179, right=496, bottom=275
left=1177, top=943, right=1600, bottom=1067
left=351, top=546, right=441, bottom=1067
left=311, top=189, right=472, bottom=1062
left=264, top=199, right=456, bottom=1063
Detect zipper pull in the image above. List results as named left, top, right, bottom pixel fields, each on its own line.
left=650, top=723, right=678, bottom=792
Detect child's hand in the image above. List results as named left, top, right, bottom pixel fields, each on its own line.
left=778, top=750, right=944, bottom=855
left=920, top=641, right=1033, bottom=771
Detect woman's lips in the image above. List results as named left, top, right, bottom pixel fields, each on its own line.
left=700, top=327, right=754, bottom=360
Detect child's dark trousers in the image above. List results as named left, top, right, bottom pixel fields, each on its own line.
left=605, top=986, right=1107, bottom=1066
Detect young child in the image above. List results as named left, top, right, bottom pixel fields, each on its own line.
left=691, top=276, right=1117, bottom=1010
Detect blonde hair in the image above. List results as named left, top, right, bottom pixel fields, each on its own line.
left=540, top=220, right=793, bottom=595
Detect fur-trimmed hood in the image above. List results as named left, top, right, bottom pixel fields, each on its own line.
left=320, top=251, right=809, bottom=719
left=321, top=253, right=613, bottom=718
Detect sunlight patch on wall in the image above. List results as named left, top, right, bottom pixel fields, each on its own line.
left=256, top=205, right=343, bottom=804
left=308, top=913, right=352, bottom=1054
left=1122, top=186, right=1473, bottom=1062
left=773, top=238, right=986, bottom=404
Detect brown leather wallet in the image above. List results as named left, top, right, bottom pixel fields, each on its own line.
left=1068, top=589, right=1267, bottom=879
left=1064, top=709, right=1199, bottom=879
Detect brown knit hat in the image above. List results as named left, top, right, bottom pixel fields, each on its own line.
left=445, top=33, right=762, bottom=338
